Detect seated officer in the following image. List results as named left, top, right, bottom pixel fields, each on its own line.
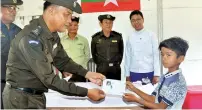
left=91, top=14, right=124, bottom=80
left=61, top=17, right=90, bottom=82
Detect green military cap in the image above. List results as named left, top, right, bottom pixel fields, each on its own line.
left=44, top=0, right=82, bottom=14
left=98, top=14, right=115, bottom=22
left=1, top=0, right=23, bottom=5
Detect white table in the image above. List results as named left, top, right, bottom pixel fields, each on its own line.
left=45, top=82, right=155, bottom=108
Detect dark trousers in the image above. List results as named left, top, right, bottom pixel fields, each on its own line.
left=3, top=84, right=46, bottom=109
left=1, top=80, right=5, bottom=109
left=130, top=71, right=154, bottom=84
left=97, top=64, right=121, bottom=80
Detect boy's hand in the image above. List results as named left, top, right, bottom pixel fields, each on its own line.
left=126, top=81, right=135, bottom=91
left=152, top=76, right=159, bottom=84
left=126, top=77, right=131, bottom=81
left=123, top=93, right=138, bottom=102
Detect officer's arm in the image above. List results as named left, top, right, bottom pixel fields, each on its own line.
left=91, top=37, right=97, bottom=64
left=53, top=42, right=88, bottom=77
left=119, top=36, right=124, bottom=63
left=18, top=36, right=88, bottom=96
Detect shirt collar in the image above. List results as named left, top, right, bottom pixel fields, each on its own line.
left=38, top=16, right=56, bottom=40
left=165, top=68, right=182, bottom=78
left=1, top=21, right=16, bottom=30
left=65, top=34, right=79, bottom=40
left=134, top=27, right=145, bottom=34
left=100, top=31, right=114, bottom=38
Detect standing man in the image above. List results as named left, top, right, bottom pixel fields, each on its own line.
left=91, top=14, right=124, bottom=80
left=3, top=0, right=105, bottom=109
left=1, top=0, right=23, bottom=109
left=61, top=17, right=90, bottom=82
left=124, top=10, right=160, bottom=84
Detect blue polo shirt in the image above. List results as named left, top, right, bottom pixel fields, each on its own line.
left=1, top=22, right=21, bottom=81
left=151, top=69, right=187, bottom=109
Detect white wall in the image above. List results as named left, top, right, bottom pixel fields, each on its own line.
left=14, top=0, right=202, bottom=85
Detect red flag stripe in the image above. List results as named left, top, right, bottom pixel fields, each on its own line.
left=81, top=1, right=140, bottom=13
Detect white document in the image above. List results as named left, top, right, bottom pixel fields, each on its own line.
left=102, top=79, right=126, bottom=96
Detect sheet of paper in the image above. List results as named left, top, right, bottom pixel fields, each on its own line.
left=102, top=79, right=126, bottom=96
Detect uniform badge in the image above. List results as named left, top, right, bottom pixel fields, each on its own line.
left=13, top=0, right=17, bottom=3
left=29, top=40, right=39, bottom=44
left=112, top=40, right=117, bottom=43
left=73, top=1, right=77, bottom=7
left=107, top=15, right=111, bottom=19
left=97, top=39, right=102, bottom=43
left=53, top=43, right=58, bottom=50
left=0, top=31, right=6, bottom=37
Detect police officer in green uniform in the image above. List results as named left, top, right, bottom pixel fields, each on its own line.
left=91, top=14, right=124, bottom=80
left=1, top=0, right=23, bottom=109
left=3, top=0, right=105, bottom=109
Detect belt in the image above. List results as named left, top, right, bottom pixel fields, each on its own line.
left=98, top=63, right=120, bottom=67
left=6, top=83, right=44, bottom=95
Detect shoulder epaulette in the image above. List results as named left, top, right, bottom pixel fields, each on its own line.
left=92, top=31, right=101, bottom=38
left=30, top=26, right=42, bottom=37
left=112, top=31, right=122, bottom=36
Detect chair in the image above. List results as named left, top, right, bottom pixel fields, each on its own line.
left=87, top=58, right=97, bottom=72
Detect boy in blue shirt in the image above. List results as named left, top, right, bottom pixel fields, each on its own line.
left=123, top=37, right=189, bottom=109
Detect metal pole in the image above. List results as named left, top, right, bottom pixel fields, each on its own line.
left=157, top=0, right=164, bottom=75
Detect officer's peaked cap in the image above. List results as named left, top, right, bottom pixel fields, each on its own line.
left=44, top=0, right=82, bottom=14
left=98, top=14, right=115, bottom=22
left=1, top=0, right=23, bottom=5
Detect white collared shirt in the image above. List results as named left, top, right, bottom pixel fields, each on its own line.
left=124, top=28, right=160, bottom=76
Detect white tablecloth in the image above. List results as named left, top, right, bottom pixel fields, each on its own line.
left=45, top=82, right=155, bottom=107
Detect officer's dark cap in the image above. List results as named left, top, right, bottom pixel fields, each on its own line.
left=1, top=0, right=23, bottom=5
left=71, top=16, right=80, bottom=23
left=98, top=14, right=115, bottom=22
left=44, top=0, right=82, bottom=14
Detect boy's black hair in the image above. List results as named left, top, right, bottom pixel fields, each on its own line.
left=129, top=10, right=144, bottom=20
left=71, top=17, right=80, bottom=23
left=43, top=1, right=52, bottom=11
left=159, top=37, right=189, bottom=57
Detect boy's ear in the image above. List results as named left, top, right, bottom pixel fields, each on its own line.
left=178, top=56, right=185, bottom=63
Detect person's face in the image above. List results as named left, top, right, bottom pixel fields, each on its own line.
left=100, top=19, right=113, bottom=32
left=52, top=6, right=73, bottom=32
left=1, top=5, right=18, bottom=24
left=130, top=14, right=144, bottom=31
left=67, top=21, right=79, bottom=34
left=161, top=47, right=184, bottom=71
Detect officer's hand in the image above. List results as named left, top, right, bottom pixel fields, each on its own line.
left=87, top=88, right=105, bottom=101
left=85, top=72, right=106, bottom=86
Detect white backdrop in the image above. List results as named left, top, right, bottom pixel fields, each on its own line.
left=14, top=0, right=202, bottom=85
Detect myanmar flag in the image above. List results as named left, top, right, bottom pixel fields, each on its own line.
left=81, top=0, right=140, bottom=13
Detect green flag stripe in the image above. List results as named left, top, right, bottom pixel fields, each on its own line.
left=81, top=0, right=104, bottom=2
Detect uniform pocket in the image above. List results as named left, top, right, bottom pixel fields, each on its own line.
left=110, top=42, right=119, bottom=53
left=10, top=89, right=28, bottom=109
left=28, top=94, right=45, bottom=109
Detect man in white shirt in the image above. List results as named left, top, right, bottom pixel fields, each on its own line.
left=124, top=10, right=160, bottom=84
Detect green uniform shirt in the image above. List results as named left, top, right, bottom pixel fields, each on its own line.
left=6, top=16, right=88, bottom=96
left=61, top=34, right=90, bottom=69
